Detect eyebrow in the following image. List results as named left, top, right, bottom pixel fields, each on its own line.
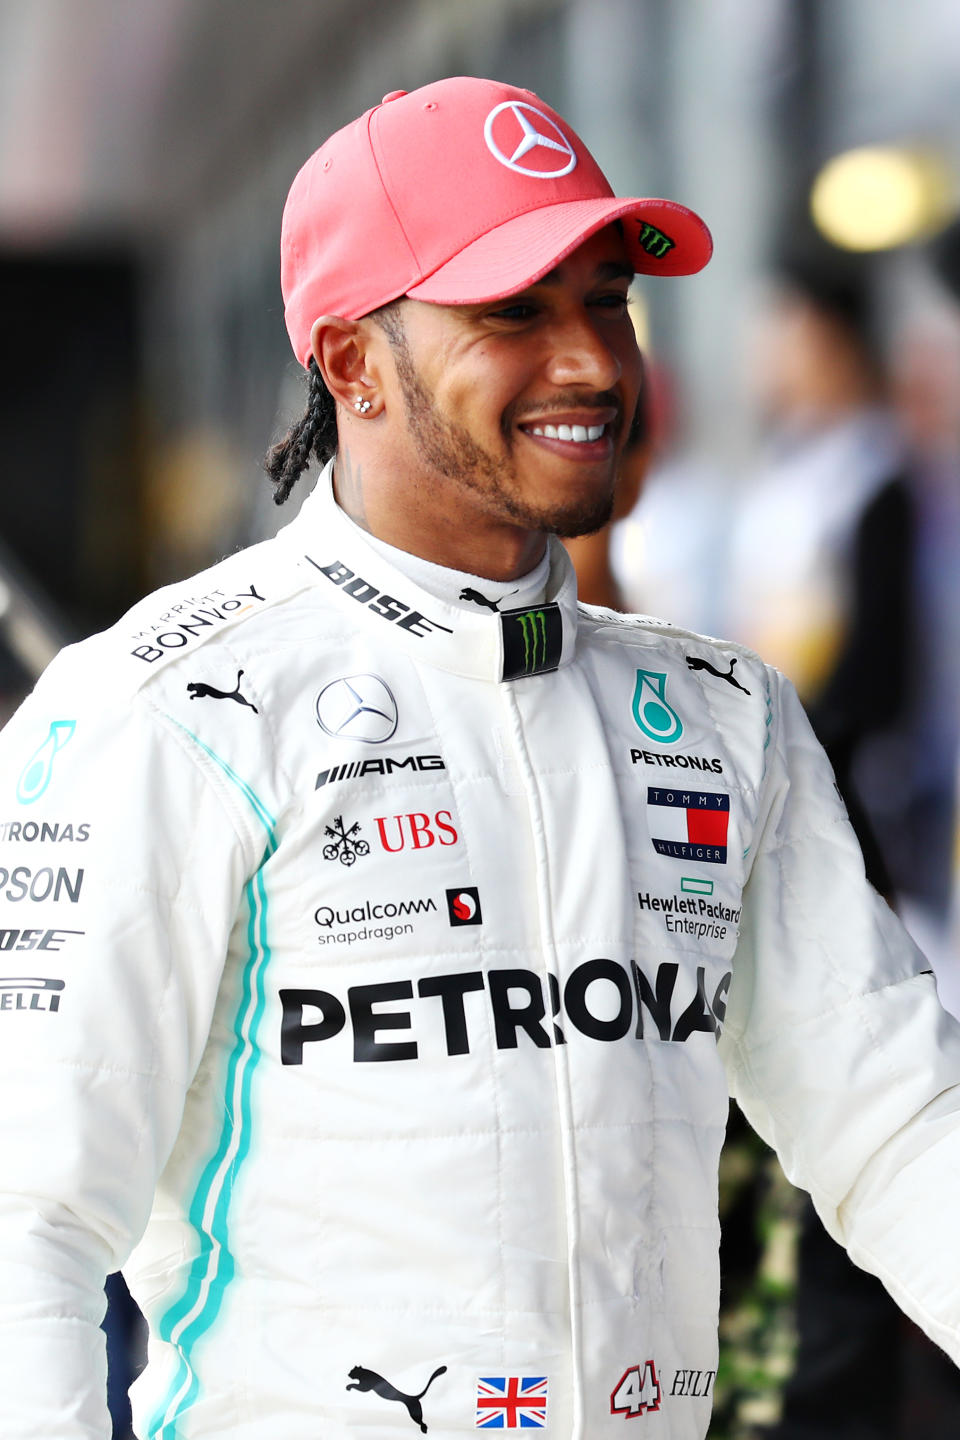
left=533, top=259, right=635, bottom=287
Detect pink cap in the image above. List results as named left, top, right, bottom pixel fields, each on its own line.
left=281, top=76, right=713, bottom=368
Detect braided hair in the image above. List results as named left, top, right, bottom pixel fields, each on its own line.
left=263, top=358, right=337, bottom=505
left=263, top=301, right=406, bottom=505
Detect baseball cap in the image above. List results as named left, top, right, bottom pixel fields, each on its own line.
left=281, top=76, right=713, bottom=368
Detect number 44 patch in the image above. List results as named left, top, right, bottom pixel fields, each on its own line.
left=610, top=1361, right=661, bottom=1419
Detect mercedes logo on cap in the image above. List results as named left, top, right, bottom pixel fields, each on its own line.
left=483, top=101, right=578, bottom=179
left=315, top=674, right=398, bottom=743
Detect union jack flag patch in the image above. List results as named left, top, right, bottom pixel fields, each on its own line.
left=475, top=1375, right=548, bottom=1428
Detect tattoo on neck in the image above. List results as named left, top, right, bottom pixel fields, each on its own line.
left=334, top=448, right=369, bottom=531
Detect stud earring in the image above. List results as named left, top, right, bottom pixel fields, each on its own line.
left=353, top=396, right=372, bottom=414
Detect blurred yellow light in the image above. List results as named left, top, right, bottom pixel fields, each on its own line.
left=811, top=146, right=952, bottom=252
left=628, top=285, right=651, bottom=352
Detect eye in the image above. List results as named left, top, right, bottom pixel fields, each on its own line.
left=591, top=290, right=631, bottom=313
left=488, top=302, right=540, bottom=322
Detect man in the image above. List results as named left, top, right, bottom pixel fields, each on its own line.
left=0, top=76, right=959, bottom=1440
left=558, top=356, right=651, bottom=611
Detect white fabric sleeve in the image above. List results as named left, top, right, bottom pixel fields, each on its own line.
left=0, top=671, right=262, bottom=1439
left=720, top=668, right=960, bottom=1364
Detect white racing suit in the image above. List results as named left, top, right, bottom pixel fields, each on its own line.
left=1, top=464, right=960, bottom=1439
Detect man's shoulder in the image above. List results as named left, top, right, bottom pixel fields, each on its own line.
left=118, top=541, right=282, bottom=675
left=37, top=532, right=321, bottom=706
left=576, top=602, right=767, bottom=668
left=575, top=604, right=775, bottom=732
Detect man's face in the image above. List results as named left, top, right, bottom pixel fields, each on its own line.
left=378, top=226, right=644, bottom=545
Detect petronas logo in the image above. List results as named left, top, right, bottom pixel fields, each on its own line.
left=17, top=720, right=77, bottom=805
left=500, top=603, right=563, bottom=681
left=632, top=670, right=683, bottom=743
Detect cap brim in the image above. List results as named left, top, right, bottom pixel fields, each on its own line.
left=406, top=196, right=712, bottom=305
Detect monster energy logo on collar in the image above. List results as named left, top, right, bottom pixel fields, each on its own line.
left=500, top=603, right=563, bottom=681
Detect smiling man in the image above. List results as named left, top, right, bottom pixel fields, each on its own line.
left=2, top=76, right=960, bottom=1440
left=308, top=232, right=642, bottom=574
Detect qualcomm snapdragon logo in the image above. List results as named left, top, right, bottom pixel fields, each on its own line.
left=632, top=670, right=683, bottom=744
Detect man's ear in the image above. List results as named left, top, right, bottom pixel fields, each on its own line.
left=310, top=315, right=381, bottom=416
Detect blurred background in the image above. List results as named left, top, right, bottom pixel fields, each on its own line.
left=4, top=0, right=960, bottom=1435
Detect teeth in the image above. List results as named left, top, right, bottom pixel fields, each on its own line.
left=529, top=423, right=606, bottom=442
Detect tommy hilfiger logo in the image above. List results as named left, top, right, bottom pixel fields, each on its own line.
left=647, top=787, right=730, bottom=864
left=500, top=604, right=562, bottom=680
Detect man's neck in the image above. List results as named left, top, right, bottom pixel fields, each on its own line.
left=338, top=501, right=552, bottom=612
left=332, top=450, right=548, bottom=581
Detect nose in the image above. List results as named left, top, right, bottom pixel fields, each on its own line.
left=544, top=308, right=624, bottom=391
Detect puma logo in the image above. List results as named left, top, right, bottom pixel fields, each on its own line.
left=186, top=669, right=259, bottom=712
left=459, top=587, right=516, bottom=612
left=686, top=655, right=751, bottom=695
left=346, top=1363, right=447, bottom=1433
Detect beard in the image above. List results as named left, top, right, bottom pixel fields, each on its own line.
left=390, top=334, right=621, bottom=539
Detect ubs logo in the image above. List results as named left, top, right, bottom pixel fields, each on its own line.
left=322, top=817, right=371, bottom=867
left=376, top=812, right=459, bottom=853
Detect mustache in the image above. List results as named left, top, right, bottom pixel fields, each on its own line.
left=507, top=391, right=622, bottom=429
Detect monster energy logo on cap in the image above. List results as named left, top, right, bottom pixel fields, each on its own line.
left=500, top=603, right=563, bottom=680
left=637, top=221, right=675, bottom=259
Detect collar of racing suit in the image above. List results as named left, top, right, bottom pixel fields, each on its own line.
left=281, top=460, right=582, bottom=682
left=356, top=516, right=552, bottom=614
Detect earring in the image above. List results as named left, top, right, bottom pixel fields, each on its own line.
left=353, top=396, right=372, bottom=414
